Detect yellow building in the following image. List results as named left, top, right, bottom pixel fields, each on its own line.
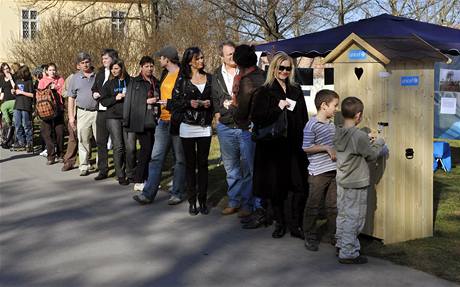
left=0, top=0, right=147, bottom=63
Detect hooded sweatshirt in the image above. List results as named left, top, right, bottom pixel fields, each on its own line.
left=334, top=126, right=384, bottom=189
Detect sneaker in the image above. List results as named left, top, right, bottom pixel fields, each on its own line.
left=133, top=194, right=153, bottom=205
left=39, top=149, right=48, bottom=157
left=168, top=195, right=183, bottom=205
left=304, top=239, right=319, bottom=252
left=338, top=255, right=368, bottom=264
left=80, top=170, right=90, bottom=176
left=133, top=183, right=144, bottom=192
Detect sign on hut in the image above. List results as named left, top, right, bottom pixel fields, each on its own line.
left=323, top=33, right=451, bottom=244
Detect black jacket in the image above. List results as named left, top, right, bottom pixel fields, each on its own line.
left=100, top=76, right=130, bottom=119
left=169, top=72, right=213, bottom=135
left=211, top=65, right=236, bottom=127
left=123, top=74, right=159, bottom=133
left=234, top=67, right=265, bottom=130
left=251, top=80, right=309, bottom=196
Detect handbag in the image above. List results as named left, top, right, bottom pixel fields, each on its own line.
left=252, top=109, right=288, bottom=141
left=144, top=105, right=156, bottom=129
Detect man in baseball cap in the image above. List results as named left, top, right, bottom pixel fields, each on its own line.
left=134, top=45, right=185, bottom=206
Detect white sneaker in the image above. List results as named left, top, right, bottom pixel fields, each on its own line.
left=39, top=149, right=48, bottom=157
left=133, top=183, right=144, bottom=192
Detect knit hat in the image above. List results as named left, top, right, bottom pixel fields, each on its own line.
left=233, top=44, right=257, bottom=68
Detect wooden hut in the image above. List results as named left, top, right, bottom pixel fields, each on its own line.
left=323, top=33, right=450, bottom=244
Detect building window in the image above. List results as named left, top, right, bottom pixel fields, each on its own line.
left=22, top=9, right=38, bottom=39
left=111, top=11, right=125, bottom=36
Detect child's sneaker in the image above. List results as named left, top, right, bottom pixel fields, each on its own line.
left=338, top=255, right=368, bottom=264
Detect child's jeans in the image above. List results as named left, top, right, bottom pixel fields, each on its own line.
left=336, top=185, right=368, bottom=259
left=13, top=109, right=33, bottom=145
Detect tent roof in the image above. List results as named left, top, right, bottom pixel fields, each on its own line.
left=255, top=14, right=460, bottom=57
left=322, top=33, right=450, bottom=64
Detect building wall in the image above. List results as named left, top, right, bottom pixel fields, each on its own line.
left=0, top=0, right=146, bottom=63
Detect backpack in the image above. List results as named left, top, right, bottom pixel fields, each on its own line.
left=35, top=88, right=58, bottom=121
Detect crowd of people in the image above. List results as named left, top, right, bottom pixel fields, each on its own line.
left=0, top=41, right=387, bottom=264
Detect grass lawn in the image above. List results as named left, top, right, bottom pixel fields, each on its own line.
left=362, top=139, right=460, bottom=283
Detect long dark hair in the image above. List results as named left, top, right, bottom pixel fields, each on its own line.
left=109, top=59, right=129, bottom=80
left=0, top=63, right=10, bottom=78
left=180, top=47, right=205, bottom=79
left=15, top=65, right=32, bottom=81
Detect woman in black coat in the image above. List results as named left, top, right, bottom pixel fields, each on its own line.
left=250, top=52, right=308, bottom=238
left=100, top=59, right=131, bottom=185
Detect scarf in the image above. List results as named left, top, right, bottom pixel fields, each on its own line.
left=141, top=72, right=158, bottom=99
left=231, top=66, right=257, bottom=107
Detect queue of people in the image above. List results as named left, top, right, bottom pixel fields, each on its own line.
left=0, top=41, right=387, bottom=264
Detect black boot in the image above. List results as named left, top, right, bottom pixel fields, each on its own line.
left=189, top=199, right=199, bottom=216
left=199, top=199, right=209, bottom=215
left=272, top=223, right=287, bottom=238
left=1, top=124, right=14, bottom=149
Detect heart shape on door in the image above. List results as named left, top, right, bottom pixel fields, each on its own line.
left=354, top=67, right=364, bottom=80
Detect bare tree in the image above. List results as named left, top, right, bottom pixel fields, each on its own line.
left=372, top=0, right=460, bottom=27
left=204, top=0, right=318, bottom=41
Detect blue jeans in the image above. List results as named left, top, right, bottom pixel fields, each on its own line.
left=13, top=109, right=32, bottom=145
left=142, top=120, right=186, bottom=200
left=217, top=123, right=261, bottom=211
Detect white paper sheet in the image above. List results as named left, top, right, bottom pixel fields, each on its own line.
left=286, top=98, right=296, bottom=111
left=440, top=97, right=457, bottom=114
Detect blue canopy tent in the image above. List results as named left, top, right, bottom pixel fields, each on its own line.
left=255, top=14, right=460, bottom=57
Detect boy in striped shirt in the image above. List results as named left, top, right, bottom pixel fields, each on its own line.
left=302, top=89, right=340, bottom=252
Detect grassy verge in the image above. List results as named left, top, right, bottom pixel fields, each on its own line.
left=362, top=139, right=460, bottom=283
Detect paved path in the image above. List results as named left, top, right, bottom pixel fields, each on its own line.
left=0, top=150, right=458, bottom=287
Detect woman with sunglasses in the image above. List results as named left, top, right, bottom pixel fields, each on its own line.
left=100, top=59, right=131, bottom=185
left=170, top=47, right=213, bottom=216
left=250, top=52, right=308, bottom=239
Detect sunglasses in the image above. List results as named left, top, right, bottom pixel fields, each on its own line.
left=278, top=65, right=292, bottom=72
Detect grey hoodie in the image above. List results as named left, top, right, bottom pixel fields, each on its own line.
left=334, top=126, right=385, bottom=189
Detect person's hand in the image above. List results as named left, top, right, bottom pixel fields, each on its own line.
left=278, top=100, right=290, bottom=110
left=69, top=117, right=77, bottom=131
left=191, top=100, right=199, bottom=109
left=93, top=92, right=101, bottom=99
left=15, top=89, right=22, bottom=95
left=326, top=146, right=337, bottom=161
left=11, top=89, right=16, bottom=95
left=115, top=93, right=125, bottom=101
left=50, top=83, right=56, bottom=90
left=223, top=99, right=232, bottom=109
left=203, top=100, right=211, bottom=108
left=146, top=97, right=158, bottom=104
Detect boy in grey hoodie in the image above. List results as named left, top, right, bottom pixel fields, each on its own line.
left=334, top=97, right=386, bottom=264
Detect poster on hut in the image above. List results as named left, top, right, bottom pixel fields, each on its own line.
left=434, top=56, right=460, bottom=139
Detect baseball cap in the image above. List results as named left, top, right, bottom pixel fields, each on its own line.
left=154, top=45, right=179, bottom=62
